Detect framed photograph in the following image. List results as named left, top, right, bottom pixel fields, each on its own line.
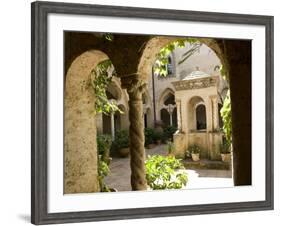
left=31, top=1, right=274, bottom=225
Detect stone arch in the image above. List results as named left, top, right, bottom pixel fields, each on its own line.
left=64, top=49, right=110, bottom=194
left=158, top=88, right=175, bottom=109
left=158, top=88, right=177, bottom=127
left=195, top=104, right=207, bottom=130
left=188, top=96, right=205, bottom=131
left=137, top=36, right=228, bottom=82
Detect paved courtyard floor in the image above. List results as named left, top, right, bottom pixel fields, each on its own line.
left=105, top=144, right=233, bottom=191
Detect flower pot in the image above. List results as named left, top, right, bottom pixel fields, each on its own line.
left=147, top=143, right=156, bottom=149
left=109, top=188, right=118, bottom=192
left=221, top=153, right=231, bottom=162
left=191, top=153, right=200, bottom=162
left=118, top=147, right=130, bottom=158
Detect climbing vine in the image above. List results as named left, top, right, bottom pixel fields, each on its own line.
left=92, top=35, right=202, bottom=115
left=220, top=90, right=232, bottom=143
left=91, top=59, right=122, bottom=115
left=153, top=38, right=202, bottom=77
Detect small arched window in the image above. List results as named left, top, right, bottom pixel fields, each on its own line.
left=196, top=104, right=206, bottom=130
left=167, top=56, right=173, bottom=75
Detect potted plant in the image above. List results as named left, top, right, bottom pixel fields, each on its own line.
left=145, top=155, right=188, bottom=190
left=162, top=125, right=177, bottom=143
left=153, top=131, right=162, bottom=145
left=113, top=130, right=130, bottom=157
left=144, top=128, right=156, bottom=149
left=97, top=134, right=112, bottom=164
left=166, top=140, right=175, bottom=156
left=220, top=141, right=231, bottom=162
left=188, top=144, right=201, bottom=161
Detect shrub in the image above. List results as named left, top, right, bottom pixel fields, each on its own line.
left=162, top=125, right=177, bottom=142
left=220, top=140, right=231, bottom=154
left=145, top=155, right=188, bottom=190
left=144, top=128, right=155, bottom=146
left=166, top=140, right=175, bottom=155
left=152, top=131, right=162, bottom=142
left=97, top=134, right=112, bottom=164
left=220, top=90, right=232, bottom=143
left=187, top=144, right=201, bottom=154
left=98, top=155, right=110, bottom=192
left=113, top=130, right=129, bottom=149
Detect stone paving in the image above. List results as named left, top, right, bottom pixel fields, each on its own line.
left=104, top=144, right=233, bottom=191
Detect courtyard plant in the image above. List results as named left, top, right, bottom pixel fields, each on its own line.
left=162, top=125, right=177, bottom=142
left=97, top=155, right=110, bottom=192
left=97, top=134, right=112, bottom=164
left=113, top=130, right=130, bottom=157
left=220, top=140, right=231, bottom=162
left=166, top=140, right=175, bottom=156
left=188, top=144, right=201, bottom=161
left=144, top=128, right=155, bottom=148
left=145, top=155, right=188, bottom=190
left=153, top=131, right=162, bottom=145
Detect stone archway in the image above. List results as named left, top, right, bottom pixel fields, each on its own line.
left=64, top=50, right=110, bottom=194
left=137, top=36, right=252, bottom=185
left=64, top=32, right=252, bottom=190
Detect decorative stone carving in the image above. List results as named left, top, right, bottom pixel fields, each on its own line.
left=172, top=77, right=218, bottom=91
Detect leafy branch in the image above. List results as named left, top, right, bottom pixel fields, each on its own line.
left=91, top=59, right=122, bottom=115
left=153, top=38, right=201, bottom=77
left=220, top=90, right=232, bottom=143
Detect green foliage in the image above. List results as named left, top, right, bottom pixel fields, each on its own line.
left=163, top=125, right=177, bottom=142
left=220, top=90, right=232, bottom=143
left=152, top=131, right=162, bottom=142
left=144, top=128, right=155, bottom=146
left=220, top=140, right=231, bottom=154
left=145, top=155, right=188, bottom=190
left=97, top=134, right=112, bottom=163
left=166, top=141, right=175, bottom=155
left=91, top=59, right=122, bottom=115
left=187, top=144, right=201, bottom=154
left=103, top=33, right=114, bottom=41
left=113, top=130, right=129, bottom=149
left=153, top=38, right=201, bottom=77
left=97, top=134, right=112, bottom=154
left=98, top=155, right=110, bottom=192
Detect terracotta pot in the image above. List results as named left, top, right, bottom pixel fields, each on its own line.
left=221, top=153, right=231, bottom=162
left=191, top=153, right=200, bottom=162
left=109, top=188, right=118, bottom=192
left=118, top=147, right=130, bottom=158
left=156, top=140, right=162, bottom=145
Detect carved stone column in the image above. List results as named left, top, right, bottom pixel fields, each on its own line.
left=122, top=76, right=147, bottom=191
left=211, top=95, right=219, bottom=131
left=175, top=99, right=182, bottom=131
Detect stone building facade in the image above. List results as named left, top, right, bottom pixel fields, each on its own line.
left=64, top=32, right=252, bottom=193
left=96, top=43, right=228, bottom=159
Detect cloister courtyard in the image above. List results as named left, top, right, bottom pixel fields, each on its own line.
left=63, top=31, right=251, bottom=194
left=105, top=144, right=232, bottom=192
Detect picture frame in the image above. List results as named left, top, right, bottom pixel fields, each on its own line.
left=31, top=1, right=274, bottom=225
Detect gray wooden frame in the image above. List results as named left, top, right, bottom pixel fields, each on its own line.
left=31, top=1, right=274, bottom=225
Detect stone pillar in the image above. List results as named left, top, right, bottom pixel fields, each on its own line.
left=110, top=112, right=115, bottom=140
left=176, top=99, right=182, bottom=131
left=211, top=95, right=219, bottom=131
left=164, top=104, right=176, bottom=126
left=122, top=76, right=147, bottom=191
left=205, top=97, right=213, bottom=132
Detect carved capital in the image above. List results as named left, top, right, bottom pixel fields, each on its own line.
left=122, top=75, right=147, bottom=100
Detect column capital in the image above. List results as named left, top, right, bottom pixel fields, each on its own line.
left=121, top=74, right=147, bottom=100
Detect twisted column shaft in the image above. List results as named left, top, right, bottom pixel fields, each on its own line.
left=127, top=79, right=147, bottom=191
